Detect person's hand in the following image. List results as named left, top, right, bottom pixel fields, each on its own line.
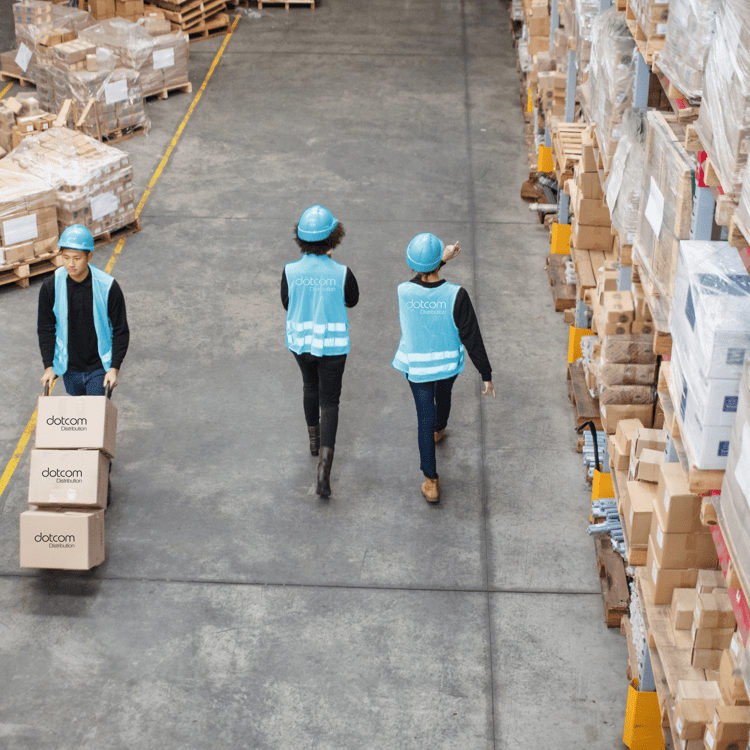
left=482, top=381, right=496, bottom=398
left=442, top=240, right=461, bottom=263
left=41, top=367, right=57, bottom=390
left=103, top=368, right=119, bottom=391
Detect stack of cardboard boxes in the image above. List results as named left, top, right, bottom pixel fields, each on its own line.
left=1, top=127, right=136, bottom=240
left=0, top=168, right=59, bottom=269
left=669, top=242, right=750, bottom=471
left=20, top=393, right=117, bottom=570
left=522, top=0, right=550, bottom=55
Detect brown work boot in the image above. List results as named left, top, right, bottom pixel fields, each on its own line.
left=421, top=477, right=439, bottom=503
left=434, top=428, right=446, bottom=444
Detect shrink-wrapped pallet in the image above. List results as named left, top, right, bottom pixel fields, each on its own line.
left=51, top=45, right=149, bottom=140
left=0, top=127, right=135, bottom=240
left=657, top=0, right=719, bottom=101
left=735, top=154, right=750, bottom=241
left=0, top=169, right=58, bottom=269
left=670, top=241, right=750, bottom=469
left=694, top=0, right=750, bottom=194
left=79, top=19, right=189, bottom=99
left=605, top=108, right=646, bottom=246
left=578, top=8, right=636, bottom=166
left=632, top=112, right=696, bottom=323
left=574, top=0, right=601, bottom=78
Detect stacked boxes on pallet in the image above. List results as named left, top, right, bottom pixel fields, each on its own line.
left=20, top=394, right=117, bottom=570
left=0, top=169, right=59, bottom=270
left=0, top=127, right=135, bottom=240
left=669, top=242, right=750, bottom=470
left=694, top=0, right=750, bottom=195
left=79, top=18, right=189, bottom=99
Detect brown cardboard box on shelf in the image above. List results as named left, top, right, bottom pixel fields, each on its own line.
left=692, top=624, right=735, bottom=650
left=705, top=705, right=750, bottom=749
left=649, top=511, right=717, bottom=570
left=646, top=540, right=700, bottom=604
left=615, top=418, right=644, bottom=455
left=692, top=648, right=723, bottom=670
left=694, top=591, right=737, bottom=629
left=719, top=648, right=750, bottom=706
left=675, top=698, right=721, bottom=741
left=630, top=448, right=665, bottom=483
left=19, top=508, right=104, bottom=570
left=609, top=436, right=630, bottom=471
left=35, top=396, right=117, bottom=457
left=625, top=480, right=656, bottom=546
left=28, top=448, right=109, bottom=509
left=572, top=218, right=614, bottom=251
left=671, top=587, right=697, bottom=630
left=697, top=570, right=727, bottom=593
left=601, top=404, right=654, bottom=434
left=655, top=462, right=704, bottom=533
left=633, top=427, right=667, bottom=456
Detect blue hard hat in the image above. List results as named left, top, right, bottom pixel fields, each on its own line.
left=406, top=233, right=444, bottom=273
left=59, top=224, right=94, bottom=252
left=297, top=205, right=338, bottom=241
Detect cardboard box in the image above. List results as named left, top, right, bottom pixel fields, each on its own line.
left=625, top=480, right=656, bottom=546
left=632, top=448, right=665, bottom=483
left=601, top=403, right=654, bottom=434
left=616, top=418, right=644, bottom=455
left=672, top=588, right=698, bottom=630
left=697, top=570, right=727, bottom=593
left=719, top=647, right=750, bottom=706
left=572, top=219, right=614, bottom=251
left=19, top=508, right=104, bottom=570
left=706, top=705, right=750, bottom=748
left=694, top=592, right=737, bottom=629
left=692, top=624, right=735, bottom=650
left=577, top=170, right=604, bottom=199
left=633, top=427, right=667, bottom=457
left=649, top=512, right=718, bottom=570
left=675, top=698, right=719, bottom=740
left=656, top=462, right=705, bottom=533
left=610, top=435, right=630, bottom=471
left=35, top=396, right=117, bottom=457
left=693, top=648, right=723, bottom=671
left=28, top=448, right=109, bottom=509
left=647, top=540, right=701, bottom=603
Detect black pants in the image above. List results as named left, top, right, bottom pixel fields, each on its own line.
left=293, top=352, right=347, bottom=450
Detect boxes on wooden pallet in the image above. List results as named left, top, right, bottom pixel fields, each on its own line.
left=79, top=19, right=188, bottom=98
left=719, top=642, right=750, bottom=706
left=627, top=0, right=669, bottom=46
left=704, top=705, right=750, bottom=750
left=657, top=0, right=719, bottom=101
left=694, top=0, right=750, bottom=195
left=623, top=479, right=655, bottom=547
left=578, top=8, right=636, bottom=171
left=605, top=108, right=646, bottom=247
left=0, top=169, right=58, bottom=269
left=671, top=587, right=697, bottom=630
left=632, top=112, right=696, bottom=321
left=116, top=0, right=144, bottom=20
left=51, top=44, right=150, bottom=139
left=675, top=697, right=722, bottom=741
left=88, top=0, right=117, bottom=20
left=0, top=127, right=135, bottom=240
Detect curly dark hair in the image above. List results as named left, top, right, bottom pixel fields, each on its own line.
left=293, top=223, right=346, bottom=255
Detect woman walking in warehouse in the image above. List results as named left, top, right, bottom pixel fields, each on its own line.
left=281, top=205, right=359, bottom=498
left=392, top=233, right=495, bottom=503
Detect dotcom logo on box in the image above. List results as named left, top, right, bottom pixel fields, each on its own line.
left=45, top=415, right=88, bottom=431
left=41, top=467, right=83, bottom=483
left=34, top=532, right=76, bottom=548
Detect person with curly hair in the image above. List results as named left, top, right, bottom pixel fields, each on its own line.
left=281, top=205, right=359, bottom=498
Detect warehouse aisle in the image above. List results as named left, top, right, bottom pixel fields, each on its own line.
left=0, top=2, right=628, bottom=747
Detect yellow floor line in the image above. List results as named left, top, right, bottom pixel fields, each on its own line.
left=0, top=16, right=241, bottom=501
left=0, top=83, right=12, bottom=100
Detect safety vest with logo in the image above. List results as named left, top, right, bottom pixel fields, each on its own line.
left=52, top=265, right=114, bottom=376
left=391, top=281, right=465, bottom=382
left=285, top=254, right=350, bottom=356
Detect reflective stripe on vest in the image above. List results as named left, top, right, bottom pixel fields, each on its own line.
left=52, top=265, right=114, bottom=376
left=285, top=255, right=350, bottom=356
left=391, top=281, right=465, bottom=382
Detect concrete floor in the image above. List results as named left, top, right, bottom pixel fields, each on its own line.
left=0, top=2, right=628, bottom=747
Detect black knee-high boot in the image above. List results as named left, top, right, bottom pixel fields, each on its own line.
left=317, top=447, right=334, bottom=497
left=308, top=425, right=320, bottom=456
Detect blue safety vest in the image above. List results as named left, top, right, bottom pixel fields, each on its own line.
left=52, top=265, right=114, bottom=376
left=392, top=281, right=465, bottom=382
left=285, top=254, right=350, bottom=356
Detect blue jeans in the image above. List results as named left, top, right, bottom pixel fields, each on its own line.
left=408, top=375, right=458, bottom=479
left=63, top=368, right=107, bottom=396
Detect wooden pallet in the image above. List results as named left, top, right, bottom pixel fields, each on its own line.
left=258, top=0, right=315, bottom=7
left=546, top=253, right=577, bottom=312
left=185, top=12, right=231, bottom=40
left=0, top=251, right=63, bottom=290
left=651, top=62, right=699, bottom=124
left=729, top=211, right=750, bottom=249
left=624, top=0, right=667, bottom=66
left=99, top=124, right=149, bottom=145
left=162, top=0, right=226, bottom=28
left=144, top=81, right=193, bottom=100
left=567, top=360, right=602, bottom=432
left=551, top=121, right=586, bottom=186
left=595, top=535, right=630, bottom=628
left=93, top=217, right=141, bottom=249
left=0, top=70, right=33, bottom=88
left=620, top=616, right=641, bottom=682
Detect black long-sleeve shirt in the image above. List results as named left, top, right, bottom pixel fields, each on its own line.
left=38, top=270, right=130, bottom=372
left=280, top=266, right=360, bottom=309
left=409, top=277, right=492, bottom=381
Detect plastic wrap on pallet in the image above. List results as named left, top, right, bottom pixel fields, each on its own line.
left=738, top=158, right=750, bottom=236
left=574, top=0, right=601, bottom=78
left=605, top=108, right=646, bottom=246
left=511, top=0, right=524, bottom=21
left=601, top=334, right=657, bottom=364
left=79, top=19, right=189, bottom=99
left=671, top=240, right=750, bottom=382
left=0, top=127, right=135, bottom=240
left=0, top=167, right=58, bottom=268
left=578, top=8, right=636, bottom=161
left=694, top=0, right=750, bottom=194
left=52, top=46, right=150, bottom=139
left=628, top=0, right=669, bottom=43
left=632, top=112, right=696, bottom=321
left=657, top=0, right=719, bottom=101
left=598, top=384, right=656, bottom=405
